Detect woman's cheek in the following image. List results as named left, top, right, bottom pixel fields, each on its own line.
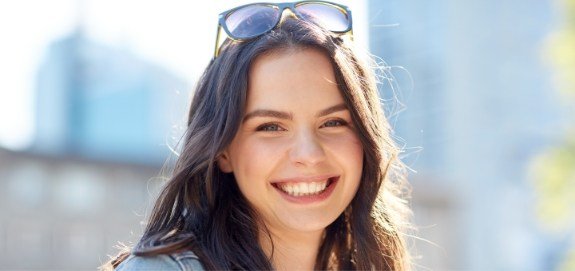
left=324, top=131, right=363, bottom=149
left=242, top=137, right=288, bottom=165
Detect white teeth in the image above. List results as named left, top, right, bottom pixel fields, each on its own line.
left=278, top=180, right=330, bottom=197
left=293, top=184, right=300, bottom=196
left=285, top=184, right=294, bottom=195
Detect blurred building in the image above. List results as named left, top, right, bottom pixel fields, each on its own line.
left=0, top=27, right=189, bottom=269
left=368, top=0, right=560, bottom=270
left=0, top=147, right=160, bottom=270
left=33, top=28, right=189, bottom=165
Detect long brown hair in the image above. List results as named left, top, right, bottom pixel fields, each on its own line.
left=103, top=18, right=411, bottom=270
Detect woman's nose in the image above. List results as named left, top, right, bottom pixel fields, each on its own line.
left=289, top=131, right=326, bottom=166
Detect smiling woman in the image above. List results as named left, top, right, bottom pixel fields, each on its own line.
left=217, top=49, right=364, bottom=245
left=102, top=1, right=411, bottom=270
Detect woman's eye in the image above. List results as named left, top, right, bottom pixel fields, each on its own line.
left=322, top=119, right=348, bottom=128
left=256, top=123, right=285, bottom=132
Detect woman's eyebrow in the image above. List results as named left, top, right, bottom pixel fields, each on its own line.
left=242, top=103, right=348, bottom=123
left=243, top=110, right=293, bottom=123
left=316, top=103, right=348, bottom=117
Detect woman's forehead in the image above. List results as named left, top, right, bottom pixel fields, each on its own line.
left=245, top=48, right=345, bottom=113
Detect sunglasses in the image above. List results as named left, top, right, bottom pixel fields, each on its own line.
left=214, top=1, right=353, bottom=58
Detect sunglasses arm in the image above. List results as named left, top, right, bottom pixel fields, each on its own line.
left=214, top=24, right=223, bottom=58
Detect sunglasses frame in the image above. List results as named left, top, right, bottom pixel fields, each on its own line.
left=214, top=1, right=353, bottom=58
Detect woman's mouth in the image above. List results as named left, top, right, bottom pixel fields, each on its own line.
left=272, top=176, right=339, bottom=202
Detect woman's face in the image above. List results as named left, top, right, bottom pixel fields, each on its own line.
left=218, top=48, right=363, bottom=235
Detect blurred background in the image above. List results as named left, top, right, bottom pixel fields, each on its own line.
left=0, top=0, right=573, bottom=270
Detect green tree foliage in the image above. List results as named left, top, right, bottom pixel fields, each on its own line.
left=532, top=0, right=575, bottom=270
left=548, top=0, right=575, bottom=98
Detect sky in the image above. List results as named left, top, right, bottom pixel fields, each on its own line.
left=0, top=0, right=366, bottom=151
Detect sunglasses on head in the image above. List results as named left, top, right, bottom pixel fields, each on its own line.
left=214, top=1, right=353, bottom=58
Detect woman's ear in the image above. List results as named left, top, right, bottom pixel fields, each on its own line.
left=217, top=151, right=233, bottom=173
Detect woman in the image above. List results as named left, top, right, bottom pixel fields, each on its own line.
left=104, top=1, right=411, bottom=270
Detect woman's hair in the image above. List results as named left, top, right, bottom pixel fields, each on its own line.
left=104, top=18, right=411, bottom=270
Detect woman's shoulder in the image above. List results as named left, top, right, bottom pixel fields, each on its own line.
left=115, top=250, right=205, bottom=271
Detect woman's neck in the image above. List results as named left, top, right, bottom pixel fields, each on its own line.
left=259, top=227, right=324, bottom=271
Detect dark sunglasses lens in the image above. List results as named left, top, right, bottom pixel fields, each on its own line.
left=296, top=3, right=350, bottom=32
left=225, top=5, right=280, bottom=39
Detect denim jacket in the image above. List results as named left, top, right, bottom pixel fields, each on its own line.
left=115, top=250, right=205, bottom=271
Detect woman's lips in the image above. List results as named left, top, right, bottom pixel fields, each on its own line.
left=277, top=180, right=326, bottom=196
left=272, top=176, right=339, bottom=204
